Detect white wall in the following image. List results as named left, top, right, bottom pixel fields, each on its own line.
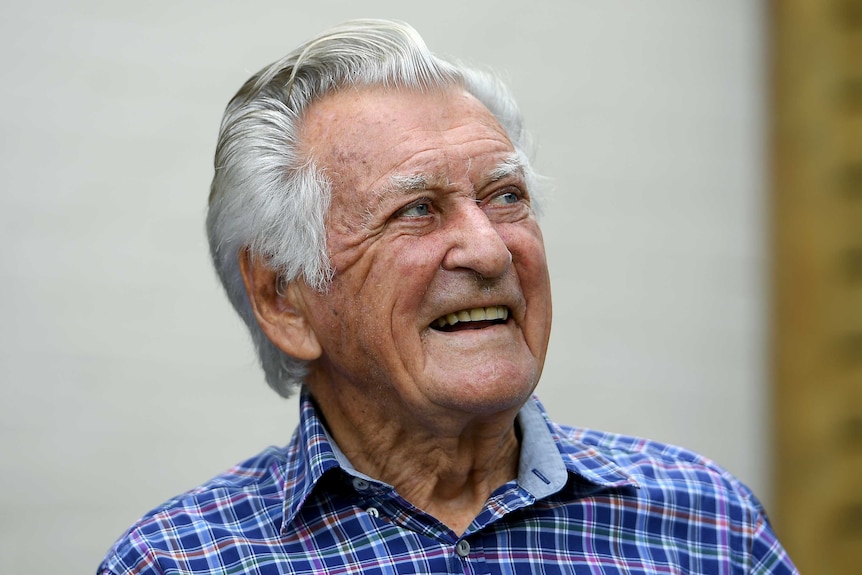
left=0, top=1, right=767, bottom=572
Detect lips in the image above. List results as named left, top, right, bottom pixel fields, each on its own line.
left=432, top=305, right=510, bottom=330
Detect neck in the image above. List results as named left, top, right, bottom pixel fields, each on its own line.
left=307, top=382, right=523, bottom=535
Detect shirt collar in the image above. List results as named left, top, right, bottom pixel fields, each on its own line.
left=520, top=396, right=638, bottom=493
left=282, top=390, right=637, bottom=528
left=281, top=389, right=342, bottom=529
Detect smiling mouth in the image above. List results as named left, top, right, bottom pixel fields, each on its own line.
left=431, top=305, right=510, bottom=332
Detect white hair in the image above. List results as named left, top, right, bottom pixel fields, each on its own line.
left=207, top=19, right=542, bottom=397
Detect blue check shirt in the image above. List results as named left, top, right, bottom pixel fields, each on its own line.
left=99, top=391, right=797, bottom=574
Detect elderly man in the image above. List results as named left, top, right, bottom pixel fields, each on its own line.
left=100, top=19, right=797, bottom=574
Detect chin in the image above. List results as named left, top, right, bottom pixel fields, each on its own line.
left=433, top=368, right=539, bottom=417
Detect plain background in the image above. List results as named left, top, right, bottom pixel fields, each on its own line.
left=0, top=1, right=769, bottom=572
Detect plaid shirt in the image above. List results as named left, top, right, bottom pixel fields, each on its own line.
left=99, top=391, right=797, bottom=574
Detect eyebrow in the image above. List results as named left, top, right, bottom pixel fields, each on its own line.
left=487, top=153, right=527, bottom=183
left=386, top=172, right=432, bottom=195
left=381, top=152, right=527, bottom=199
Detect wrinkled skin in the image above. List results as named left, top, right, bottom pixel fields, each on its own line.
left=243, top=86, right=553, bottom=534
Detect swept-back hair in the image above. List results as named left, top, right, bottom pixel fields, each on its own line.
left=207, top=19, right=539, bottom=397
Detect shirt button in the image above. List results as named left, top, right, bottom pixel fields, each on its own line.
left=455, top=540, right=470, bottom=557
left=352, top=478, right=370, bottom=491
left=366, top=507, right=379, bottom=518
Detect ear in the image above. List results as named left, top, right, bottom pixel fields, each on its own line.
left=238, top=250, right=323, bottom=361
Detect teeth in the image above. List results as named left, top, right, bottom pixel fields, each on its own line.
left=434, top=306, right=509, bottom=328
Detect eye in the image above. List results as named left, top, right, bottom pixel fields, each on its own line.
left=398, top=201, right=432, bottom=218
left=487, top=188, right=523, bottom=206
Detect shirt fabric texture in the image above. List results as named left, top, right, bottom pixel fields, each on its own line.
left=99, top=391, right=798, bottom=574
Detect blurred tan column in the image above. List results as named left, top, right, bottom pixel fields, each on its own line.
left=772, top=0, right=862, bottom=572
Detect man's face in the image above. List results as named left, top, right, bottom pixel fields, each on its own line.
left=297, top=87, right=552, bottom=419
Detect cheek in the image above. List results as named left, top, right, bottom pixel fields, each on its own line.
left=503, top=224, right=550, bottom=277
left=305, top=292, right=354, bottom=353
left=326, top=249, right=433, bottom=355
left=506, top=226, right=552, bottom=335
left=369, top=239, right=445, bottom=301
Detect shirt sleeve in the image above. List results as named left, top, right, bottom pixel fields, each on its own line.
left=97, top=540, right=163, bottom=575
left=747, top=504, right=799, bottom=574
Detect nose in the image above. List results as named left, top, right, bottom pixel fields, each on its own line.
left=440, top=201, right=512, bottom=278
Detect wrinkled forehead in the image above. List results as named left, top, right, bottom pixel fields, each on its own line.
left=298, top=86, right=515, bottom=196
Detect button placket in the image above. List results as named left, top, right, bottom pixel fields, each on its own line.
left=351, top=477, right=380, bottom=519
